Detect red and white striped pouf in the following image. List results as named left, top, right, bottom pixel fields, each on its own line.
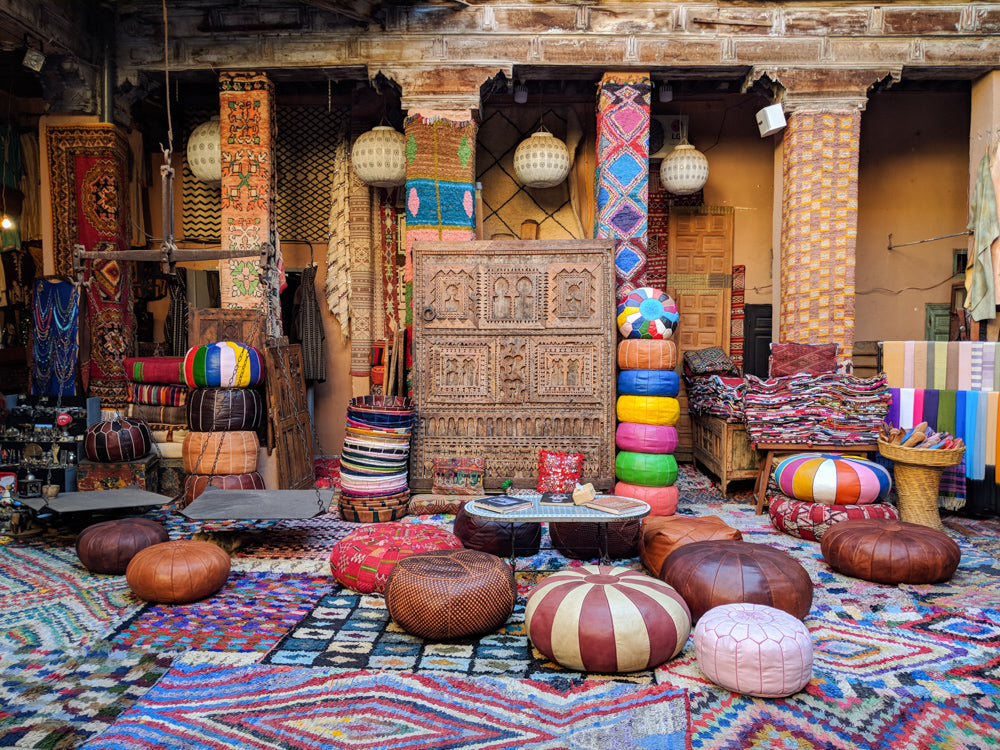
left=694, top=603, right=813, bottom=698
left=769, top=494, right=900, bottom=542
left=524, top=565, right=690, bottom=673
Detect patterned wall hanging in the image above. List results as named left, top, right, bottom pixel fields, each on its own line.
left=325, top=131, right=351, bottom=340
left=181, top=107, right=222, bottom=242
left=645, top=166, right=704, bottom=291
left=730, top=264, right=746, bottom=368
left=377, top=187, right=402, bottom=339
left=348, top=137, right=374, bottom=387
left=30, top=279, right=79, bottom=396
left=595, top=72, right=652, bottom=299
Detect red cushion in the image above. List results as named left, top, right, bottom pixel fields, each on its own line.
left=769, top=494, right=900, bottom=542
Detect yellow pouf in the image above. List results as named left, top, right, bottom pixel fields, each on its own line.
left=616, top=395, right=679, bottom=426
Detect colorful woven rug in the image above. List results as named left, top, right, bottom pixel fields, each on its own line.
left=595, top=72, right=651, bottom=299
left=349, top=136, right=375, bottom=383
left=730, top=264, right=745, bottom=368
left=30, top=278, right=79, bottom=396
left=377, top=187, right=402, bottom=339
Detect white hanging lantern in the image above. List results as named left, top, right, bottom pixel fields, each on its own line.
left=660, top=141, right=709, bottom=195
left=513, top=129, right=572, bottom=188
left=351, top=126, right=407, bottom=187
left=186, top=116, right=222, bottom=187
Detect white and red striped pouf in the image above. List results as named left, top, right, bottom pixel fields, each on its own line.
left=524, top=565, right=690, bottom=673
left=694, top=602, right=813, bottom=698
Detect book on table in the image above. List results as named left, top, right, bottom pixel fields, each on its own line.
left=475, top=495, right=534, bottom=514
left=539, top=491, right=575, bottom=507
left=584, top=494, right=647, bottom=515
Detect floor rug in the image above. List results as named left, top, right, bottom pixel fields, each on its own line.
left=80, top=664, right=688, bottom=750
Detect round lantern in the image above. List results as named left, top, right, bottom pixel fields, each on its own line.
left=351, top=126, right=407, bottom=187
left=660, top=142, right=709, bottom=195
left=85, top=418, right=152, bottom=463
left=513, top=130, right=572, bottom=188
left=186, top=117, right=222, bottom=187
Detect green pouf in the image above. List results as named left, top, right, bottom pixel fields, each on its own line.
left=615, top=451, right=678, bottom=487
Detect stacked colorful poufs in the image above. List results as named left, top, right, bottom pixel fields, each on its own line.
left=614, top=287, right=680, bottom=516
left=768, top=452, right=899, bottom=542
left=180, top=341, right=265, bottom=506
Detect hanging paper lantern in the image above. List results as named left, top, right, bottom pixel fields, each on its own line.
left=617, top=287, right=679, bottom=339
left=660, top=142, right=709, bottom=195
left=513, top=130, right=572, bottom=188
left=351, top=126, right=407, bottom=187
left=186, top=116, right=221, bottom=187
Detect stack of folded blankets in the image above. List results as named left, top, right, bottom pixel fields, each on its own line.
left=122, top=356, right=191, bottom=462
left=339, top=395, right=415, bottom=522
left=682, top=346, right=745, bottom=421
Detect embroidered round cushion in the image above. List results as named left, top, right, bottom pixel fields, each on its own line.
left=638, top=515, right=743, bottom=578
left=76, top=517, right=169, bottom=574
left=615, top=423, right=678, bottom=454
left=549, top=519, right=641, bottom=560
left=182, top=341, right=264, bottom=388
left=769, top=494, right=900, bottom=542
left=615, top=451, right=678, bottom=487
left=452, top=503, right=541, bottom=558
left=183, top=471, right=266, bottom=506
left=329, top=522, right=464, bottom=594
left=384, top=549, right=516, bottom=640
left=820, top=518, right=961, bottom=585
left=84, top=418, right=152, bottom=462
left=694, top=603, right=813, bottom=698
left=617, top=339, right=678, bottom=370
left=659, top=540, right=814, bottom=623
left=616, top=287, right=679, bottom=340
left=525, top=565, right=691, bottom=673
left=773, top=453, right=892, bottom=505
left=126, top=540, right=231, bottom=604
left=614, top=482, right=678, bottom=516
left=187, top=388, right=264, bottom=432
left=616, top=370, right=680, bottom=397
left=182, top=431, right=261, bottom=475
left=616, top=395, right=679, bottom=426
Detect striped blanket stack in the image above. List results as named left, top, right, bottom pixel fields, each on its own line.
left=122, top=356, right=191, bottom=460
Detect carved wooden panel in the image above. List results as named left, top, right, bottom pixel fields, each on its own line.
left=264, top=344, right=315, bottom=490
left=188, top=308, right=267, bottom=350
left=412, top=239, right=616, bottom=490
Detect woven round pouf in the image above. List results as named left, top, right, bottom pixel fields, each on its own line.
left=384, top=549, right=516, bottom=640
left=329, top=522, right=464, bottom=594
left=660, top=540, right=813, bottom=623
left=638, top=515, right=742, bottom=578
left=453, top=504, right=541, bottom=558
left=769, top=494, right=900, bottom=542
left=694, top=603, right=813, bottom=698
left=525, top=565, right=690, bottom=673
left=820, top=518, right=961, bottom=585
left=125, top=540, right=230, bottom=604
left=76, top=517, right=169, bottom=574
left=549, top=519, right=641, bottom=560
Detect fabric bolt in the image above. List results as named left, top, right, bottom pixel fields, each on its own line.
left=987, top=392, right=998, bottom=474
left=899, top=388, right=915, bottom=430
left=923, top=389, right=940, bottom=430
left=913, top=388, right=924, bottom=427
left=946, top=341, right=960, bottom=390
left=966, top=153, right=998, bottom=321
left=959, top=344, right=973, bottom=391
left=126, top=383, right=188, bottom=407
left=934, top=341, right=948, bottom=389
left=903, top=341, right=915, bottom=388
left=983, top=342, right=996, bottom=391
left=971, top=342, right=985, bottom=391
left=882, top=341, right=904, bottom=387
left=730, top=265, right=745, bottom=367
left=913, top=343, right=927, bottom=390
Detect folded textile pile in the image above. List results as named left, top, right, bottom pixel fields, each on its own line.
left=686, top=375, right=745, bottom=421
left=743, top=373, right=890, bottom=446
left=122, top=356, right=192, bottom=460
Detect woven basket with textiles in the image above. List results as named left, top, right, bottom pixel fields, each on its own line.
left=877, top=439, right=964, bottom=530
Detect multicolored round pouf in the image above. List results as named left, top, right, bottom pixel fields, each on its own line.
left=768, top=494, right=900, bottom=542
left=525, top=565, right=690, bottom=673
left=183, top=341, right=265, bottom=389
left=774, top=453, right=892, bottom=505
left=616, top=287, right=679, bottom=340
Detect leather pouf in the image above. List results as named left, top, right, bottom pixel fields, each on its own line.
left=182, top=431, right=261, bottom=475
left=384, top=549, right=515, bottom=640
left=769, top=494, right=900, bottom=542
left=614, top=482, right=678, bottom=516
left=187, top=388, right=264, bottom=432
left=639, top=515, right=743, bottom=578
left=616, top=395, right=680, bottom=426
left=183, top=471, right=266, bottom=506
left=125, top=540, right=231, bottom=604
left=549, top=519, right=641, bottom=560
left=84, top=418, right=152, bottom=462
left=182, top=341, right=265, bottom=388
left=617, top=339, right=678, bottom=370
left=820, top=518, right=961, bottom=584
left=774, top=453, right=892, bottom=505
left=615, top=423, right=679, bottom=454
left=525, top=565, right=691, bottom=673
left=76, top=518, right=169, bottom=574
left=616, top=287, right=679, bottom=339
left=330, top=522, right=464, bottom=594
left=453, top=503, right=541, bottom=558
left=617, top=369, right=680, bottom=397
left=615, top=451, right=678, bottom=487
left=695, top=603, right=813, bottom=698
left=660, top=540, right=814, bottom=623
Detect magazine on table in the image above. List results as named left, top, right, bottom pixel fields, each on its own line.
left=584, top=494, right=647, bottom=515
left=475, top=495, right=534, bottom=514
left=539, top=491, right=575, bottom=507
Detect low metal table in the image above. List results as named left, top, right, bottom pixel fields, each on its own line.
left=463, top=494, right=651, bottom=567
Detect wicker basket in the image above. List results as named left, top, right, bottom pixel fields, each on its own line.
left=876, top=440, right=965, bottom=467
left=877, top=439, right=965, bottom=530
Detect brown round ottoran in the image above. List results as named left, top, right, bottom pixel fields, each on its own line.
left=182, top=471, right=266, bottom=506
left=182, top=431, right=260, bottom=475
left=187, top=388, right=264, bottom=432
left=125, top=540, right=231, bottom=604
left=820, top=518, right=961, bottom=585
left=617, top=339, right=678, bottom=370
left=549, top=519, right=641, bottom=560
left=75, top=518, right=170, bottom=574
left=660, top=540, right=814, bottom=623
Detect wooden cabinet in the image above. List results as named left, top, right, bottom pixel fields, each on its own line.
left=691, top=414, right=759, bottom=495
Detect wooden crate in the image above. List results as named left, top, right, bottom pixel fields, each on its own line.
left=691, top=414, right=760, bottom=495
left=77, top=455, right=160, bottom=494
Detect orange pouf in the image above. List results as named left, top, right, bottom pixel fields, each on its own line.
left=126, top=540, right=231, bottom=603
left=182, top=431, right=261, bottom=475
left=613, top=481, right=678, bottom=516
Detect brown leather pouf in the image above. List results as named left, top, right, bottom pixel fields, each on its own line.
left=549, top=519, right=641, bottom=560
left=660, top=540, right=814, bottom=623
left=76, top=518, right=169, bottom=574
left=453, top=504, right=541, bottom=558
left=821, top=518, right=961, bottom=585
left=384, top=548, right=516, bottom=640
left=182, top=431, right=261, bottom=475
left=126, top=540, right=231, bottom=604
left=639, top=515, right=743, bottom=577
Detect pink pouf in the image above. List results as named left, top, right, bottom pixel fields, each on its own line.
left=613, top=482, right=678, bottom=516
left=694, top=603, right=813, bottom=698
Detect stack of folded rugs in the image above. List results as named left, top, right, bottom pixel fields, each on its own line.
left=122, top=355, right=191, bottom=463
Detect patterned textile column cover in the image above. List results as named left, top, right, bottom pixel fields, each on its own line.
left=595, top=73, right=652, bottom=300
left=349, top=129, right=375, bottom=393
left=730, top=265, right=746, bottom=368
left=378, top=187, right=402, bottom=338
left=779, top=109, right=861, bottom=366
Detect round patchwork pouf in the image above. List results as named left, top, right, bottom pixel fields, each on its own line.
left=769, top=494, right=900, bottom=542
left=453, top=504, right=541, bottom=558
left=694, top=603, right=813, bottom=698
left=384, top=549, right=516, bottom=640
left=774, top=453, right=892, bottom=505
left=125, top=540, right=230, bottom=604
left=330, top=522, right=464, bottom=594
left=525, top=565, right=691, bottom=673
left=182, top=341, right=264, bottom=388
left=76, top=517, right=169, bottom=574
left=616, top=287, right=679, bottom=340
left=820, top=518, right=961, bottom=585
left=549, top=519, right=641, bottom=560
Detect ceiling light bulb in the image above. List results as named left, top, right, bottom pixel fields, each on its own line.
left=658, top=84, right=673, bottom=103
left=514, top=84, right=528, bottom=104
left=1, top=216, right=13, bottom=230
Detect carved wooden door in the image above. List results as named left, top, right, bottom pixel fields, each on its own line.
left=412, top=239, right=616, bottom=490
left=264, top=344, right=315, bottom=489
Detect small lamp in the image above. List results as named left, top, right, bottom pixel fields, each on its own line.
left=660, top=139, right=709, bottom=195
left=351, top=125, right=407, bottom=187
left=513, top=127, right=572, bottom=188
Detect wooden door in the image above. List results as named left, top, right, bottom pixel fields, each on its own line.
left=666, top=207, right=735, bottom=459
left=264, top=344, right=315, bottom=489
left=744, top=303, right=773, bottom=378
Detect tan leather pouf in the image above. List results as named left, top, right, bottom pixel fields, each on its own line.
left=126, top=540, right=231, bottom=604
left=182, top=430, right=260, bottom=475
left=638, top=515, right=742, bottom=577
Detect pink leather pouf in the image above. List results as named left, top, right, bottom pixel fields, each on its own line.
left=694, top=602, right=813, bottom=698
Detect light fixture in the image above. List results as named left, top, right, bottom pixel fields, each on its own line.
left=0, top=216, right=12, bottom=230
left=756, top=103, right=786, bottom=137
left=513, top=82, right=528, bottom=104
left=22, top=48, right=45, bottom=72
left=660, top=138, right=709, bottom=195
left=186, top=116, right=222, bottom=187
left=513, top=126, right=572, bottom=189
left=658, top=84, right=673, bottom=103
left=351, top=125, right=407, bottom=187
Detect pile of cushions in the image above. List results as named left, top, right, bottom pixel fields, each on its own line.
left=122, top=355, right=191, bottom=460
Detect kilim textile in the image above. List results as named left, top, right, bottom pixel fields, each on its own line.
left=181, top=107, right=222, bottom=242
left=126, top=383, right=189, bottom=407
left=324, top=128, right=351, bottom=339
left=780, top=109, right=860, bottom=364
left=30, top=278, right=79, bottom=396
left=595, top=72, right=652, bottom=299
left=123, top=356, right=184, bottom=384
left=686, top=375, right=745, bottom=421
left=349, top=128, right=375, bottom=380
left=769, top=341, right=839, bottom=377
left=377, top=187, right=402, bottom=338
left=730, top=264, right=745, bottom=368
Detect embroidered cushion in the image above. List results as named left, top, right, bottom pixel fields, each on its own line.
left=537, top=449, right=585, bottom=493
left=431, top=456, right=486, bottom=495
left=683, top=347, right=740, bottom=378
left=407, top=494, right=467, bottom=515
left=774, top=453, right=891, bottom=505
left=769, top=342, right=838, bottom=377
left=768, top=494, right=900, bottom=542
left=616, top=287, right=679, bottom=340
left=617, top=369, right=680, bottom=397
left=182, top=341, right=264, bottom=388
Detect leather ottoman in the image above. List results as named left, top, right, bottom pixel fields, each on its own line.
left=549, top=519, right=641, bottom=561
left=384, top=548, right=515, bottom=640
left=125, top=540, right=230, bottom=603
left=660, top=540, right=813, bottom=622
left=453, top=503, right=541, bottom=558
left=638, top=515, right=742, bottom=577
left=76, top=517, right=169, bottom=574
